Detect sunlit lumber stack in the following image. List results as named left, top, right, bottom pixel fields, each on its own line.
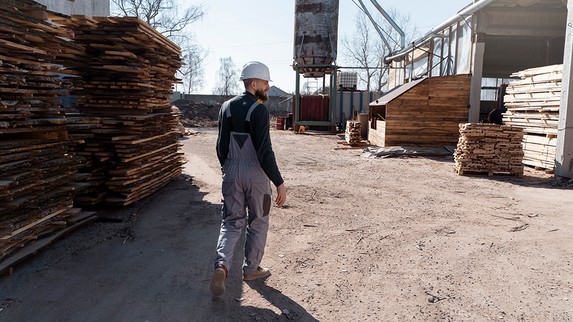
left=51, top=15, right=184, bottom=206
left=521, top=134, right=556, bottom=170
left=0, top=0, right=90, bottom=259
left=345, top=121, right=361, bottom=145
left=503, top=64, right=562, bottom=171
left=454, top=123, right=524, bottom=176
left=368, top=75, right=471, bottom=147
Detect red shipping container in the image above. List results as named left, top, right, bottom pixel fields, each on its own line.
left=293, top=95, right=329, bottom=122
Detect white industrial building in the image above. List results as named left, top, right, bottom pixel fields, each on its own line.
left=382, top=0, right=572, bottom=178
left=35, top=0, right=109, bottom=16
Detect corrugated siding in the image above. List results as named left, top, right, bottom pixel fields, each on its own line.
left=295, top=95, right=329, bottom=121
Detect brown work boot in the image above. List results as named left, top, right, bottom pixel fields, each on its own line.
left=210, top=265, right=227, bottom=297
left=243, top=266, right=271, bottom=281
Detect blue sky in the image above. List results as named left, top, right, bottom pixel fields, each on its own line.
left=181, top=0, right=471, bottom=94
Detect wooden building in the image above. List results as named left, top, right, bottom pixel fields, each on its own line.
left=383, top=0, right=566, bottom=124
left=368, top=74, right=471, bottom=147
left=367, top=0, right=572, bottom=174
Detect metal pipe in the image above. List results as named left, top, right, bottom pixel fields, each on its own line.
left=339, top=89, right=344, bottom=124
left=354, top=0, right=393, bottom=52
left=295, top=65, right=301, bottom=125
left=350, top=89, right=355, bottom=118
left=295, top=32, right=305, bottom=60
left=337, top=65, right=385, bottom=70
left=385, top=0, right=498, bottom=63
left=369, top=0, right=405, bottom=49
left=330, top=69, right=337, bottom=127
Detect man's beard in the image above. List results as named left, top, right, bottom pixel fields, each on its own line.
left=255, top=89, right=268, bottom=102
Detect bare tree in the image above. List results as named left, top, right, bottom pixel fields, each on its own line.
left=373, top=9, right=417, bottom=91
left=342, top=13, right=379, bottom=92
left=341, top=8, right=416, bottom=92
left=111, top=0, right=206, bottom=92
left=179, top=42, right=208, bottom=94
left=212, top=57, right=239, bottom=96
left=111, top=0, right=203, bottom=45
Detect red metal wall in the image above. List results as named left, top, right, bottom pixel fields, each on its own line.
left=293, top=95, right=329, bottom=121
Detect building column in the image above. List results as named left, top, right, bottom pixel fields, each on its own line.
left=469, top=42, right=485, bottom=123
left=555, top=2, right=573, bottom=179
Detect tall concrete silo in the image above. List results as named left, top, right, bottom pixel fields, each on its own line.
left=292, top=0, right=340, bottom=132
left=293, top=0, right=339, bottom=78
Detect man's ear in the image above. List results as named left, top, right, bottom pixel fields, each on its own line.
left=250, top=80, right=258, bottom=91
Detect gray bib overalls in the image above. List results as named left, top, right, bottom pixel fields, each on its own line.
left=213, top=101, right=272, bottom=274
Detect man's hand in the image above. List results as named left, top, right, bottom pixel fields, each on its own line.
left=275, top=183, right=286, bottom=207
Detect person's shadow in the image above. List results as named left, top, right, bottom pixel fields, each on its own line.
left=243, top=278, right=320, bottom=321
left=206, top=257, right=319, bottom=321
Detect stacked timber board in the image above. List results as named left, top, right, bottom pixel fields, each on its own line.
left=368, top=75, right=471, bottom=147
left=51, top=15, right=184, bottom=206
left=454, top=123, right=524, bottom=176
left=62, top=106, right=105, bottom=204
left=503, top=64, right=562, bottom=171
left=345, top=121, right=361, bottom=145
left=0, top=1, right=92, bottom=262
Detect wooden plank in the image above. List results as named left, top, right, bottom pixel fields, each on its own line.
left=0, top=211, right=97, bottom=275
left=0, top=206, right=72, bottom=242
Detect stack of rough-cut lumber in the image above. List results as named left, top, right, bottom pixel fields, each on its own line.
left=0, top=0, right=93, bottom=261
left=51, top=15, right=184, bottom=206
left=454, top=123, right=524, bottom=176
left=345, top=121, right=362, bottom=145
left=62, top=106, right=106, bottom=204
left=503, top=64, right=562, bottom=171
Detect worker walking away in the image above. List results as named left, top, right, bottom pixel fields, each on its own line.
left=210, top=61, right=287, bottom=297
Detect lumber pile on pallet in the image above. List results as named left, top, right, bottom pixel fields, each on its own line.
left=0, top=1, right=94, bottom=262
left=503, top=64, right=562, bottom=171
left=345, top=121, right=362, bottom=145
left=454, top=123, right=524, bottom=176
left=51, top=15, right=184, bottom=206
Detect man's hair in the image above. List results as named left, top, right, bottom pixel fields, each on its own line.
left=243, top=79, right=254, bottom=89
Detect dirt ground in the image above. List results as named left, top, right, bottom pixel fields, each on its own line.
left=1, top=126, right=573, bottom=321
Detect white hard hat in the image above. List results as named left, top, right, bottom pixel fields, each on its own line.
left=240, top=61, right=272, bottom=81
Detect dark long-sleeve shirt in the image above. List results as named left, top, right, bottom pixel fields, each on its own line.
left=216, top=92, right=284, bottom=187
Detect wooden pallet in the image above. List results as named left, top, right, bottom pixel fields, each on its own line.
left=455, top=168, right=524, bottom=177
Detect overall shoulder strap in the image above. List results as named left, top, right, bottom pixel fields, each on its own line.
left=244, top=101, right=261, bottom=136
left=245, top=101, right=260, bottom=121
left=221, top=101, right=236, bottom=132
left=222, top=101, right=232, bottom=118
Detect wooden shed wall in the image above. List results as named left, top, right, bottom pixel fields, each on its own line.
left=368, top=75, right=471, bottom=147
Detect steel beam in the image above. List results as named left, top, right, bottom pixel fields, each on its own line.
left=555, top=2, right=573, bottom=178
